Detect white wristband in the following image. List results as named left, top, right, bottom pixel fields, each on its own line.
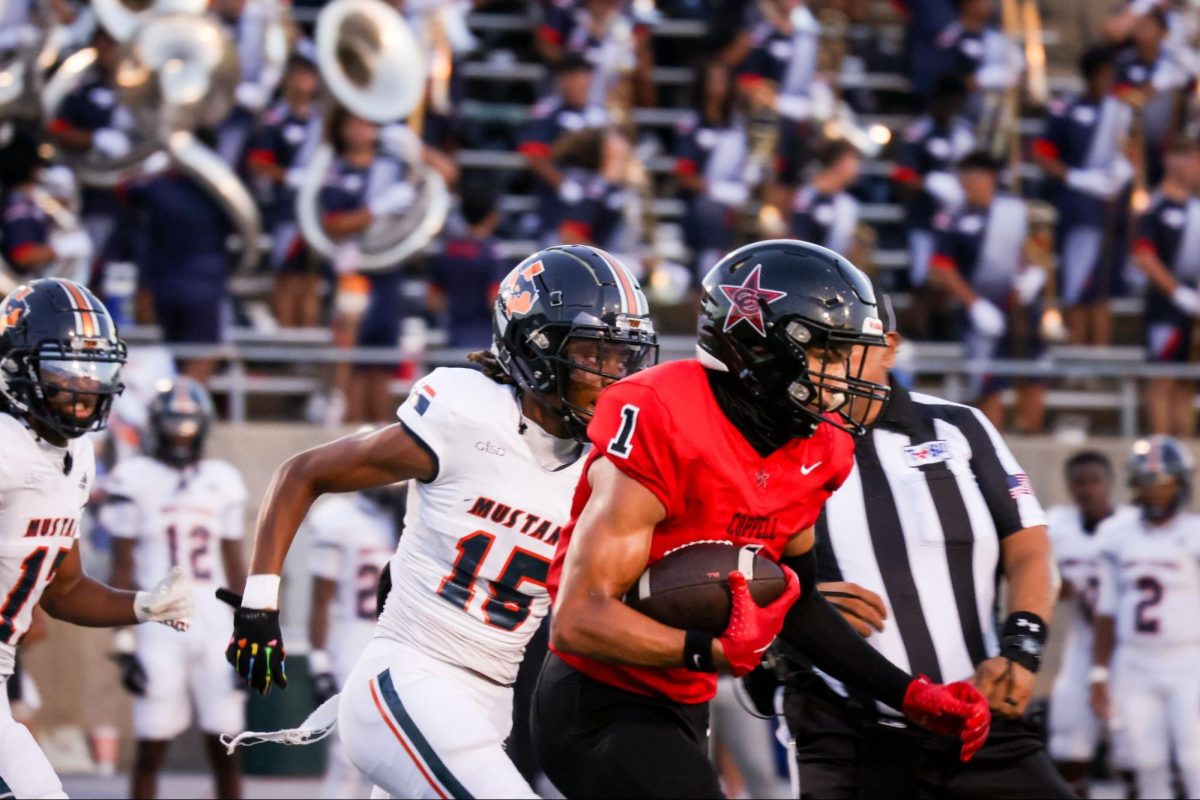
left=241, top=574, right=281, bottom=610
left=1088, top=665, right=1110, bottom=684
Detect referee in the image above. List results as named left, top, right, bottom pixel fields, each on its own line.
left=777, top=300, right=1074, bottom=799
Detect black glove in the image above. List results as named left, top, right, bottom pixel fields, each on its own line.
left=225, top=607, right=288, bottom=694
left=112, top=653, right=148, bottom=696
left=312, top=671, right=338, bottom=706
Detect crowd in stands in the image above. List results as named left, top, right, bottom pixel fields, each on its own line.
left=3, top=0, right=1200, bottom=434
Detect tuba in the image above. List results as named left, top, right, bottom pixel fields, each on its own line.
left=111, top=10, right=263, bottom=274
left=294, top=0, right=449, bottom=273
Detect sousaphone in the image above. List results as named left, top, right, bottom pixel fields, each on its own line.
left=109, top=11, right=262, bottom=274
left=296, top=0, right=449, bottom=272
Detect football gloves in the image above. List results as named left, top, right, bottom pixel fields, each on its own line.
left=901, top=675, right=992, bottom=762
left=224, top=604, right=288, bottom=695
left=133, top=567, right=193, bottom=631
left=718, top=568, right=801, bottom=677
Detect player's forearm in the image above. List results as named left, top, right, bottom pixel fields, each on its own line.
left=40, top=575, right=138, bottom=627
left=1092, top=615, right=1116, bottom=668
left=550, top=593, right=689, bottom=668
left=780, top=591, right=912, bottom=710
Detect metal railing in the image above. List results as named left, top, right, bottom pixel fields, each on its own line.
left=129, top=327, right=1171, bottom=435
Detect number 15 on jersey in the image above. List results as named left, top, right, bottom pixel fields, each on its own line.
left=435, top=531, right=551, bottom=632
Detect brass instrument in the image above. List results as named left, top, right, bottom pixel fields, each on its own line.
left=295, top=0, right=449, bottom=273
left=41, top=46, right=161, bottom=186
left=115, top=11, right=263, bottom=275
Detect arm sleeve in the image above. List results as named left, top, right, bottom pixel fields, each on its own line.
left=778, top=548, right=913, bottom=710
left=586, top=383, right=681, bottom=516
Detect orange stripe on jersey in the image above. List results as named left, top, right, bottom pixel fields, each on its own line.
left=368, top=679, right=449, bottom=800
left=62, top=281, right=98, bottom=337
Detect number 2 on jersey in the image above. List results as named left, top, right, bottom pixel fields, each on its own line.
left=1134, top=575, right=1164, bottom=633
left=436, top=530, right=550, bottom=631
left=0, top=546, right=69, bottom=644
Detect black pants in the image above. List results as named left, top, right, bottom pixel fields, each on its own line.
left=531, top=652, right=725, bottom=799
left=783, top=676, right=1075, bottom=800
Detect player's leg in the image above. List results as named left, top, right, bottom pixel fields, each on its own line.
left=781, top=679, right=867, bottom=800
left=1114, top=663, right=1171, bottom=800
left=0, top=691, right=65, bottom=800
left=941, top=717, right=1075, bottom=799
left=192, top=629, right=245, bottom=800
left=338, top=638, right=538, bottom=800
left=132, top=740, right=171, bottom=800
left=1165, top=674, right=1200, bottom=799
left=532, top=652, right=724, bottom=799
left=1047, top=669, right=1101, bottom=796
left=130, top=632, right=191, bottom=800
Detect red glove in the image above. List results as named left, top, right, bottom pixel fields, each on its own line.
left=901, top=676, right=992, bottom=762
left=718, top=567, right=801, bottom=677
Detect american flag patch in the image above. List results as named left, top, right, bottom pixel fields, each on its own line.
left=412, top=384, right=436, bottom=416
left=1006, top=473, right=1034, bottom=500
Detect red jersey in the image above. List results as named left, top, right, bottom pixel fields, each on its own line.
left=546, top=359, right=855, bottom=704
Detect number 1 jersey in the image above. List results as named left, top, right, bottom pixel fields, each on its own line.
left=377, top=368, right=583, bottom=685
left=0, top=413, right=95, bottom=680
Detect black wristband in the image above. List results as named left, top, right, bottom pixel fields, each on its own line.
left=999, top=612, right=1047, bottom=674
left=683, top=629, right=717, bottom=673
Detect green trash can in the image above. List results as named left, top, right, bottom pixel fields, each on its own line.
left=242, top=654, right=330, bottom=777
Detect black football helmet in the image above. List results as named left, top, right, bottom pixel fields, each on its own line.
left=0, top=278, right=126, bottom=440
left=1128, top=435, right=1193, bottom=522
left=148, top=376, right=214, bottom=467
left=697, top=239, right=890, bottom=439
left=493, top=244, right=658, bottom=440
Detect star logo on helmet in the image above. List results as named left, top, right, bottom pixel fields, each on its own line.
left=719, top=264, right=787, bottom=336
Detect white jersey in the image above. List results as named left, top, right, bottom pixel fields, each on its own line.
left=1096, top=510, right=1200, bottom=651
left=377, top=368, right=584, bottom=685
left=307, top=493, right=396, bottom=671
left=99, top=456, right=246, bottom=632
left=0, top=413, right=95, bottom=680
left=1047, top=504, right=1136, bottom=673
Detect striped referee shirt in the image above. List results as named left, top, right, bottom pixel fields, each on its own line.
left=814, top=381, right=1046, bottom=709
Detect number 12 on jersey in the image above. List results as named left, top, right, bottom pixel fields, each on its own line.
left=0, top=545, right=70, bottom=644
left=436, top=531, right=550, bottom=631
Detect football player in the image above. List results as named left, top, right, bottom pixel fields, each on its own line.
left=1091, top=435, right=1200, bottom=800
left=101, top=377, right=248, bottom=800
left=0, top=278, right=192, bottom=799
left=535, top=240, right=991, bottom=798
left=1046, top=450, right=1134, bottom=796
left=306, top=483, right=401, bottom=799
left=223, top=245, right=657, bottom=798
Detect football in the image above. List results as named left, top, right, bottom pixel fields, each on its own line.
left=624, top=543, right=787, bottom=634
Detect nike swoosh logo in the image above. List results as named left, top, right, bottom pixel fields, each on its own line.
left=800, top=462, right=822, bottom=475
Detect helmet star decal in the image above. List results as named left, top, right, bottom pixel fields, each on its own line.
left=719, top=264, right=788, bottom=336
